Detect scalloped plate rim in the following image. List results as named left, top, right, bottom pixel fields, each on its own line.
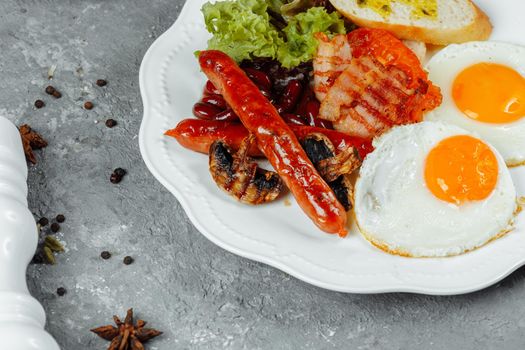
left=138, top=0, right=525, bottom=295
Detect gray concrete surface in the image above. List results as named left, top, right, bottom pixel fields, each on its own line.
left=1, top=0, right=525, bottom=349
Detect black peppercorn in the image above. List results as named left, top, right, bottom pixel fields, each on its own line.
left=45, top=86, right=56, bottom=95
left=52, top=90, right=62, bottom=99
left=110, top=168, right=126, bottom=184
left=114, top=168, right=126, bottom=177
left=123, top=256, right=134, bottom=265
left=105, top=119, right=117, bottom=128
left=38, top=217, right=49, bottom=226
left=34, top=100, right=45, bottom=109
left=84, top=101, right=94, bottom=110
left=100, top=251, right=111, bottom=260
left=50, top=222, right=60, bottom=233
left=96, top=79, right=108, bottom=87
left=110, top=173, right=122, bottom=184
left=56, top=287, right=66, bottom=296
left=56, top=214, right=65, bottom=223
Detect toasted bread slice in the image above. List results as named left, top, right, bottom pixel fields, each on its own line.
left=329, top=0, right=492, bottom=45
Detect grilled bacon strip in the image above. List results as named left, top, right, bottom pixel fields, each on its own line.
left=320, top=55, right=434, bottom=138
left=314, top=29, right=442, bottom=138
left=313, top=33, right=353, bottom=102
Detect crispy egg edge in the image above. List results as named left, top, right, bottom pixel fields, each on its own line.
left=351, top=176, right=523, bottom=258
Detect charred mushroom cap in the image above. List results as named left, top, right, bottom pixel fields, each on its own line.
left=316, top=145, right=361, bottom=183
left=301, top=133, right=336, bottom=163
left=209, top=136, right=284, bottom=205
left=210, top=141, right=234, bottom=177
left=328, top=175, right=354, bottom=212
left=300, top=133, right=361, bottom=211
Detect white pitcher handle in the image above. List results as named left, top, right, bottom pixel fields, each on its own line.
left=0, top=116, right=59, bottom=350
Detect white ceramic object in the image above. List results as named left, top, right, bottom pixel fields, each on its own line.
left=0, top=117, right=59, bottom=349
left=139, top=0, right=525, bottom=295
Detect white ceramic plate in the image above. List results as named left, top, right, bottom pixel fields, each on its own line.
left=139, top=0, right=525, bottom=295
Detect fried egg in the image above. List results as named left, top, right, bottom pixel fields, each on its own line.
left=425, top=41, right=525, bottom=166
left=354, top=122, right=517, bottom=257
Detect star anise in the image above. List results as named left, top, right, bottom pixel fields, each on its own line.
left=19, top=124, right=47, bottom=164
left=91, top=308, right=162, bottom=350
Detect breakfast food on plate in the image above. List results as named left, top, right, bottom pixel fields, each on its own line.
left=166, top=120, right=369, bottom=210
left=425, top=42, right=525, bottom=167
left=165, top=119, right=374, bottom=159
left=165, top=0, right=524, bottom=256
left=354, top=122, right=517, bottom=257
left=328, top=0, right=492, bottom=45
left=200, top=50, right=349, bottom=236
left=202, top=0, right=346, bottom=68
left=313, top=28, right=442, bottom=138
left=209, top=135, right=285, bottom=205
left=300, top=133, right=362, bottom=210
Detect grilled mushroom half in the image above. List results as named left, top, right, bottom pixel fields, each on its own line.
left=209, top=134, right=284, bottom=205
left=301, top=133, right=362, bottom=211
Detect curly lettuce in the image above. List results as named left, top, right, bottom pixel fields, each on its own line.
left=279, top=7, right=346, bottom=67
left=202, top=0, right=345, bottom=68
left=202, top=0, right=285, bottom=62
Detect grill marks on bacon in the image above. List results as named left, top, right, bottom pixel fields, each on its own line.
left=313, top=33, right=353, bottom=102
left=319, top=54, right=434, bottom=138
left=313, top=29, right=442, bottom=139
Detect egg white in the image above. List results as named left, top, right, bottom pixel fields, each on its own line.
left=354, top=122, right=517, bottom=258
left=425, top=41, right=525, bottom=167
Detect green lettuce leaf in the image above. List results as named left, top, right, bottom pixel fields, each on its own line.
left=202, top=0, right=284, bottom=62
left=202, top=0, right=345, bottom=68
left=279, top=7, right=346, bottom=68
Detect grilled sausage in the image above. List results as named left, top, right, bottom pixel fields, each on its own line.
left=165, top=119, right=373, bottom=159
left=199, top=50, right=348, bottom=236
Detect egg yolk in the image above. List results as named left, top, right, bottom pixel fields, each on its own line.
left=425, top=135, right=498, bottom=205
left=452, top=63, right=525, bottom=124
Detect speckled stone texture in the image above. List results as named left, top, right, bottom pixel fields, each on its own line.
left=1, top=0, right=525, bottom=349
